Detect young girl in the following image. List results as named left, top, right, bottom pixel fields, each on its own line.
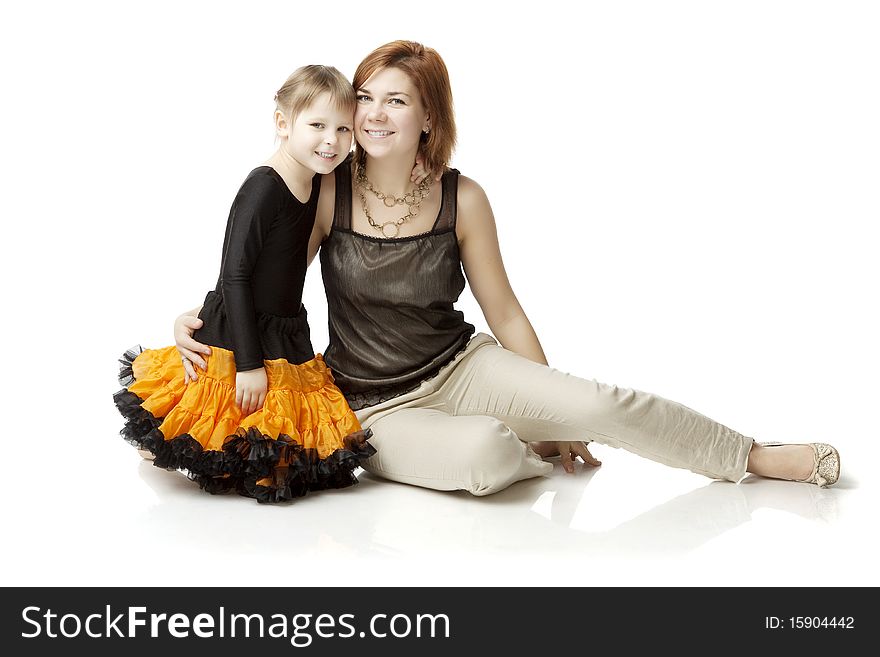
left=114, top=65, right=376, bottom=504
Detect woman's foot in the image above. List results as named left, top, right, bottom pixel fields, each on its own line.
left=747, top=442, right=840, bottom=487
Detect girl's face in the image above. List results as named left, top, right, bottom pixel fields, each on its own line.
left=282, top=92, right=354, bottom=174
left=355, top=67, right=428, bottom=160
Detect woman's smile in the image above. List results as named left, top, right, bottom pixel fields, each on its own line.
left=363, top=129, right=395, bottom=138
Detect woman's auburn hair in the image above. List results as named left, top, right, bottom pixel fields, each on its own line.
left=353, top=40, right=456, bottom=175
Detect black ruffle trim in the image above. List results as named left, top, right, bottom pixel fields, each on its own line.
left=117, top=345, right=145, bottom=388
left=113, top=351, right=376, bottom=504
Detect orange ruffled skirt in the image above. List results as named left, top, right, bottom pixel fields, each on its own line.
left=113, top=345, right=375, bottom=503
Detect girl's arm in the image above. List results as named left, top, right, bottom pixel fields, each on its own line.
left=220, top=176, right=277, bottom=374
left=215, top=175, right=281, bottom=414
left=457, top=176, right=601, bottom=472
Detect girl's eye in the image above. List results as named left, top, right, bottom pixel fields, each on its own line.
left=310, top=123, right=325, bottom=129
left=356, top=94, right=371, bottom=102
left=338, top=126, right=351, bottom=133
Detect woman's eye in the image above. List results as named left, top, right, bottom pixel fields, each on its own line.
left=356, top=94, right=371, bottom=102
left=388, top=98, right=405, bottom=105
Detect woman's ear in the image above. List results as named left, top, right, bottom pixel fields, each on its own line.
left=274, top=110, right=289, bottom=138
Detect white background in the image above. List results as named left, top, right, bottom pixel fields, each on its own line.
left=1, top=0, right=878, bottom=587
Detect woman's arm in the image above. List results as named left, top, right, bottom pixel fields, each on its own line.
left=457, top=176, right=601, bottom=471
left=457, top=175, right=548, bottom=364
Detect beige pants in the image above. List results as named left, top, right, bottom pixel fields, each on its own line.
left=356, top=334, right=754, bottom=496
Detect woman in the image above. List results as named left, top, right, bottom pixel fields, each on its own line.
left=174, top=40, right=840, bottom=496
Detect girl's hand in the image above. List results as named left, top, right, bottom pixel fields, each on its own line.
left=236, top=367, right=268, bottom=416
left=410, top=154, right=443, bottom=185
left=174, top=312, right=211, bottom=383
left=531, top=441, right=602, bottom=473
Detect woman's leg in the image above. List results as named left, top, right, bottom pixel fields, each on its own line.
left=358, top=407, right=552, bottom=495
left=438, top=343, right=755, bottom=482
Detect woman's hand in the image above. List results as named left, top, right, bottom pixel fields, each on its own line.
left=531, top=441, right=602, bottom=473
left=236, top=367, right=268, bottom=416
left=174, top=310, right=211, bottom=383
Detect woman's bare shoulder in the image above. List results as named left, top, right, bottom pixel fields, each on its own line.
left=455, top=174, right=493, bottom=225
left=456, top=173, right=488, bottom=202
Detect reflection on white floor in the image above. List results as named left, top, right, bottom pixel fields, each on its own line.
left=5, top=433, right=874, bottom=588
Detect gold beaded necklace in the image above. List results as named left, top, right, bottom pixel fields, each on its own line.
left=355, top=163, right=433, bottom=238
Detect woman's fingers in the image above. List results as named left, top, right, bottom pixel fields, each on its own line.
left=173, top=316, right=201, bottom=343
left=175, top=318, right=211, bottom=352
left=571, top=442, right=602, bottom=467
left=572, top=441, right=602, bottom=467
left=177, top=347, right=208, bottom=371
left=176, top=335, right=206, bottom=356
left=556, top=441, right=602, bottom=472
left=177, top=336, right=211, bottom=360
left=182, top=358, right=198, bottom=383
left=559, top=444, right=575, bottom=473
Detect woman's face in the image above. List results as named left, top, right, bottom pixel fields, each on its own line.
left=355, top=66, right=428, bottom=160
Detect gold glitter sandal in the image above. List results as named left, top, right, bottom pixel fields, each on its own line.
left=758, top=442, right=841, bottom=488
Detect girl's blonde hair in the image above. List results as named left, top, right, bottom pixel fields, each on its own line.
left=274, top=65, right=356, bottom=120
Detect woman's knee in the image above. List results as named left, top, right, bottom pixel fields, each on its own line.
left=357, top=414, right=550, bottom=495
left=461, top=417, right=539, bottom=496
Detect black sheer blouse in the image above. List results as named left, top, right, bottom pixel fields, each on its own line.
left=319, top=160, right=475, bottom=409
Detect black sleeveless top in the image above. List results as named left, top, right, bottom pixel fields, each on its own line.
left=193, top=167, right=319, bottom=371
left=320, top=161, right=475, bottom=409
